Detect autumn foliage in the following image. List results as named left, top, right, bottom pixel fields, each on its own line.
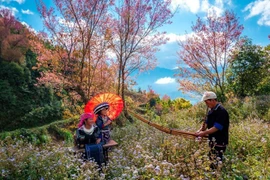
left=0, top=9, right=29, bottom=63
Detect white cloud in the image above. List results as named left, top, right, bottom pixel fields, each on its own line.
left=165, top=32, right=195, bottom=43
left=0, top=5, right=18, bottom=15
left=21, top=9, right=34, bottom=15
left=0, top=0, right=25, bottom=4
left=171, top=0, right=232, bottom=17
left=243, top=0, right=270, bottom=26
left=155, top=77, right=176, bottom=84
left=171, top=0, right=200, bottom=13
left=14, top=0, right=24, bottom=4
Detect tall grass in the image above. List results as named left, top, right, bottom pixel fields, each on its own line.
left=1, top=97, right=270, bottom=179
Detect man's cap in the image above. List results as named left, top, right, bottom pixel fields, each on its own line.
left=201, top=91, right=217, bottom=101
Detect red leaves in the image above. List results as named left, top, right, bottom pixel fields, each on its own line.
left=0, top=9, right=29, bottom=62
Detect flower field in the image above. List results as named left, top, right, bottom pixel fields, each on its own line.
left=1, top=109, right=270, bottom=179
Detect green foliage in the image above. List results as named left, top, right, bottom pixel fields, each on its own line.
left=146, top=96, right=192, bottom=116
left=0, top=50, right=63, bottom=131
left=149, top=97, right=157, bottom=107
left=172, top=98, right=192, bottom=110
left=1, top=102, right=270, bottom=179
left=225, top=96, right=270, bottom=122
left=48, top=125, right=73, bottom=143
left=226, top=38, right=270, bottom=97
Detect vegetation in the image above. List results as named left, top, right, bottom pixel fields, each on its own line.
left=176, top=10, right=244, bottom=101
left=0, top=3, right=270, bottom=179
left=226, top=38, right=270, bottom=97
left=1, top=99, right=269, bottom=179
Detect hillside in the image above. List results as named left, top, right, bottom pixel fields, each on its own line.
left=1, top=97, right=270, bottom=179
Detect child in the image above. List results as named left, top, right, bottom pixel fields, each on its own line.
left=94, top=102, right=112, bottom=144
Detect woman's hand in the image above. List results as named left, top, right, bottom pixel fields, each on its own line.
left=104, top=119, right=112, bottom=126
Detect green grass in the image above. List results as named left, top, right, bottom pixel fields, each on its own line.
left=0, top=108, right=270, bottom=179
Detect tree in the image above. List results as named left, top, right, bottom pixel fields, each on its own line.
left=176, top=10, right=243, bottom=101
left=226, top=38, right=269, bottom=97
left=0, top=9, right=29, bottom=63
left=172, top=98, right=192, bottom=110
left=109, top=0, right=173, bottom=112
left=36, top=0, right=115, bottom=104
left=258, top=44, right=270, bottom=94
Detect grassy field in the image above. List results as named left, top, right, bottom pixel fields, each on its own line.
left=1, top=104, right=270, bottom=179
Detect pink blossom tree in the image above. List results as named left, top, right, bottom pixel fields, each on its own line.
left=176, top=10, right=243, bottom=100
left=36, top=0, right=115, bottom=103
left=109, top=0, right=173, bottom=111
left=0, top=9, right=29, bottom=63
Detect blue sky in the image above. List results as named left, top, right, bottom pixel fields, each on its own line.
left=1, top=0, right=270, bottom=103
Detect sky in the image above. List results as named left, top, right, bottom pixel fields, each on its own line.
left=1, top=0, right=270, bottom=104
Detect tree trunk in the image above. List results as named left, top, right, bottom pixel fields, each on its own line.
left=121, top=68, right=133, bottom=123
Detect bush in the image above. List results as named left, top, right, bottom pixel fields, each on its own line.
left=21, top=103, right=63, bottom=128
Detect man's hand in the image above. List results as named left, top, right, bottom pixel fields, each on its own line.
left=195, top=130, right=207, bottom=137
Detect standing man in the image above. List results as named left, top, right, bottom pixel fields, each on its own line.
left=195, top=91, right=229, bottom=169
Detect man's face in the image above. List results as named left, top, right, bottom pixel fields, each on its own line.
left=204, top=99, right=216, bottom=108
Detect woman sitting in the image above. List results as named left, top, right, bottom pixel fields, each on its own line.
left=76, top=113, right=104, bottom=166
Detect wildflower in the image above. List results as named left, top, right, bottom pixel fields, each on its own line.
left=133, top=170, right=138, bottom=175
left=218, top=161, right=222, bottom=165
left=154, top=165, right=160, bottom=174
left=193, top=150, right=200, bottom=158
left=261, top=137, right=267, bottom=143
left=195, top=137, right=202, bottom=142
left=145, top=164, right=154, bottom=169
left=164, top=170, right=170, bottom=176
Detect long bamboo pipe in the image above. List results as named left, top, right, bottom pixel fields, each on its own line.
left=128, top=110, right=207, bottom=139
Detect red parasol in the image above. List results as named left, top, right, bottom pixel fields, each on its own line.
left=84, top=93, right=124, bottom=120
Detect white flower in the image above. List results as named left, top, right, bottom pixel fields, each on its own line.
left=218, top=161, right=223, bottom=165
left=145, top=164, right=154, bottom=169
left=164, top=170, right=170, bottom=175
left=154, top=165, right=160, bottom=174
left=261, top=137, right=267, bottom=143
left=133, top=170, right=138, bottom=175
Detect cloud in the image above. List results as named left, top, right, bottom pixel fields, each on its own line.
left=165, top=32, right=195, bottom=43
left=165, top=33, right=187, bottom=43
left=21, top=9, right=34, bottom=15
left=171, top=0, right=232, bottom=17
left=155, top=77, right=176, bottom=84
left=171, top=0, right=200, bottom=14
left=0, top=0, right=25, bottom=4
left=243, top=0, right=270, bottom=26
left=0, top=5, right=18, bottom=15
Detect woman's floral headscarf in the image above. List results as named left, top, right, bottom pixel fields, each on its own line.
left=78, top=113, right=94, bottom=128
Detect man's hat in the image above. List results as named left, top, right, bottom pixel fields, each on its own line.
left=201, top=91, right=217, bottom=101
